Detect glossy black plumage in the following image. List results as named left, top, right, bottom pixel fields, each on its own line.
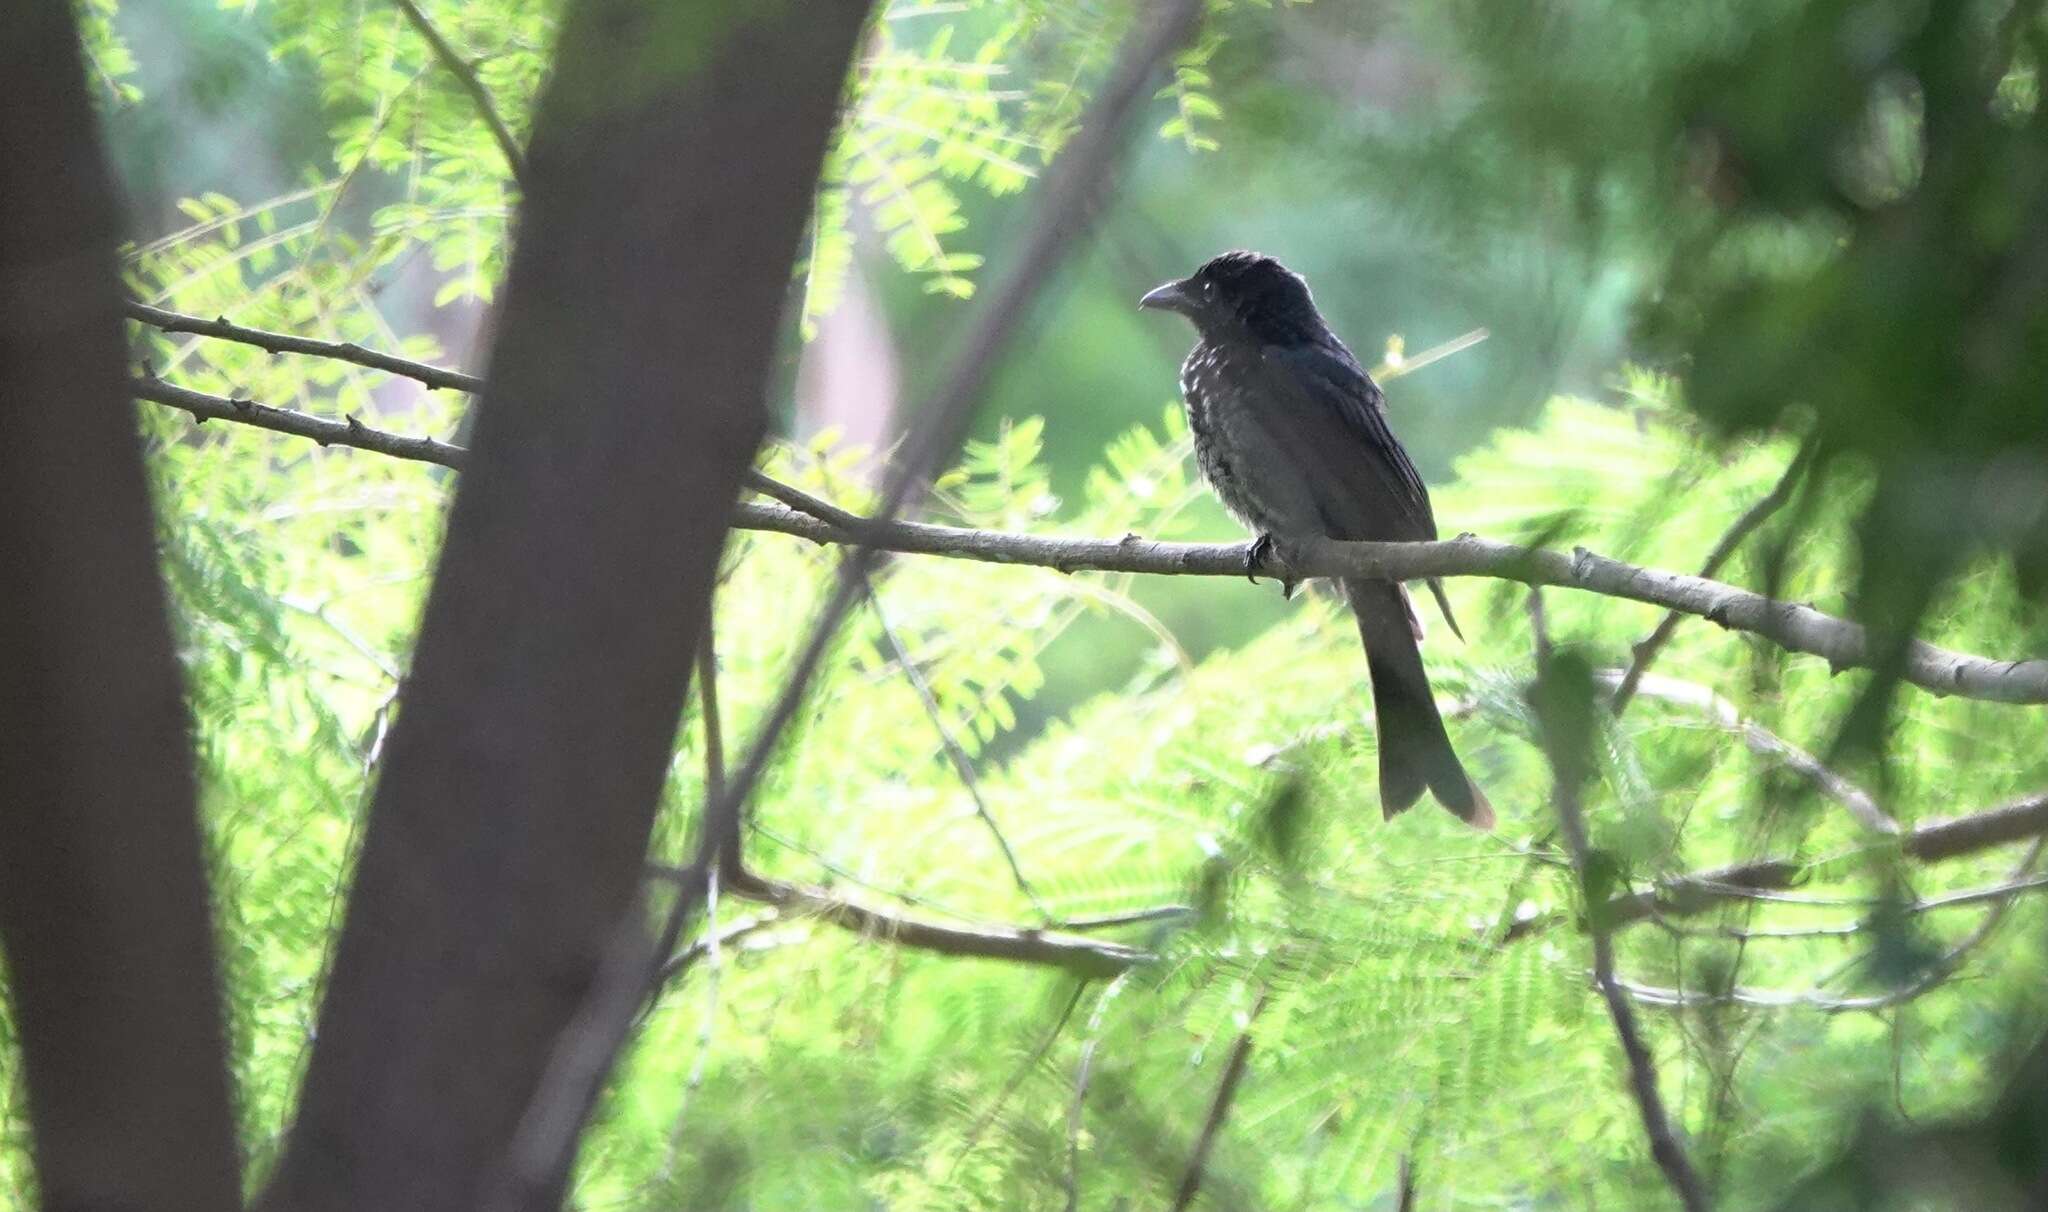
left=1141, top=252, right=1491, bottom=827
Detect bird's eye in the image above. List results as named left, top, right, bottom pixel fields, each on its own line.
left=1199, top=280, right=1216, bottom=299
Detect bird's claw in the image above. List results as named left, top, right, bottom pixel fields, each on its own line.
left=1247, top=534, right=1300, bottom=599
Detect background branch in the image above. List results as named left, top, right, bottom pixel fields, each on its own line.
left=392, top=0, right=530, bottom=185
left=863, top=573, right=1047, bottom=917
left=723, top=869, right=1150, bottom=980
left=1611, top=440, right=1814, bottom=714
left=1528, top=592, right=1709, bottom=1212
left=1170, top=988, right=1270, bottom=1212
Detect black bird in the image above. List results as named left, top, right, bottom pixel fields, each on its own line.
left=1141, top=251, right=1491, bottom=828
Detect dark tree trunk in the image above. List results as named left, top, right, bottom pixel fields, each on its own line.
left=0, top=3, right=244, bottom=1209
left=258, top=2, right=875, bottom=1208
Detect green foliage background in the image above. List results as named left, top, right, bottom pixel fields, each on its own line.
left=7, top=0, right=2045, bottom=1208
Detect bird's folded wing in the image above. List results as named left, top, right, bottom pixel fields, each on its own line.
left=1242, top=341, right=1438, bottom=543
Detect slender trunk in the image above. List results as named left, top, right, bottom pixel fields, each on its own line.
left=259, top=3, right=875, bottom=1208
left=0, top=3, right=243, bottom=1208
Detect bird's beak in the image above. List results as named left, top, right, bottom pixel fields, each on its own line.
left=1139, top=278, right=1197, bottom=315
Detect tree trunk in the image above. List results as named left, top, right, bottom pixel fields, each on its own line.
left=0, top=3, right=244, bottom=1209
left=258, top=2, right=875, bottom=1208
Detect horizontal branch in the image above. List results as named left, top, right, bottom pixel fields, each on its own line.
left=129, top=374, right=2048, bottom=705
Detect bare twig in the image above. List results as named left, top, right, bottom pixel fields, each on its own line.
left=1170, top=988, right=1271, bottom=1212
left=654, top=910, right=778, bottom=985
left=1602, top=789, right=2048, bottom=930
left=864, top=573, right=1047, bottom=916
left=1396, top=1154, right=1418, bottom=1212
left=952, top=980, right=1089, bottom=1174
left=391, top=0, right=530, bottom=186
left=1623, top=836, right=2048, bottom=1015
left=1528, top=591, right=1709, bottom=1212
left=723, top=869, right=1149, bottom=980
left=1050, top=904, right=1195, bottom=932
left=1598, top=669, right=1898, bottom=835
left=128, top=375, right=2048, bottom=706
left=1611, top=441, right=1815, bottom=714
left=1066, top=972, right=1135, bottom=1212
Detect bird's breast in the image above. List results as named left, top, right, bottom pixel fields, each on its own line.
left=1179, top=342, right=1322, bottom=538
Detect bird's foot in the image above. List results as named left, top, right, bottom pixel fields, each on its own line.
left=1247, top=533, right=1300, bottom=599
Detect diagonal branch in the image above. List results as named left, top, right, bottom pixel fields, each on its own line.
left=1611, top=441, right=1815, bottom=715
left=130, top=373, right=2048, bottom=706
left=392, top=0, right=530, bottom=186
left=1527, top=591, right=1709, bottom=1212
left=1170, top=988, right=1270, bottom=1212
left=1621, top=835, right=2048, bottom=1014
left=692, top=0, right=1207, bottom=885
left=723, top=868, right=1148, bottom=980
left=1598, top=669, right=1898, bottom=835
left=863, top=572, right=1048, bottom=917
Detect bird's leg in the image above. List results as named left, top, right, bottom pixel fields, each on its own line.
left=1247, top=533, right=1300, bottom=599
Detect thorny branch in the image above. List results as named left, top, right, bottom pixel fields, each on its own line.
left=125, top=372, right=2048, bottom=991
left=128, top=373, right=2048, bottom=707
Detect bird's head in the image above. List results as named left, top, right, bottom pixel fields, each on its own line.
left=1139, top=251, right=1326, bottom=345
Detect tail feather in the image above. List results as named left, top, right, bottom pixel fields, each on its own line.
left=1348, top=578, right=1492, bottom=829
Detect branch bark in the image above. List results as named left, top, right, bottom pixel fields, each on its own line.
left=0, top=3, right=241, bottom=1207
left=257, top=3, right=875, bottom=1208
left=130, top=374, right=2048, bottom=707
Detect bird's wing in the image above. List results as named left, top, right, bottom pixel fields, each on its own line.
left=1245, top=339, right=1438, bottom=542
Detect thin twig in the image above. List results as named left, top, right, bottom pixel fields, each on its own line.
left=863, top=572, right=1047, bottom=917
left=1599, top=789, right=2048, bottom=930
left=1050, top=905, right=1195, bottom=932
left=1066, top=972, right=1135, bottom=1212
left=1612, top=440, right=1815, bottom=715
left=128, top=375, right=2048, bottom=706
left=1624, top=835, right=2048, bottom=1014
left=1598, top=668, right=1898, bottom=835
left=391, top=0, right=530, bottom=186
left=694, top=622, right=731, bottom=871
left=1170, top=988, right=1271, bottom=1212
left=723, top=869, right=1148, bottom=980
left=951, top=980, right=1089, bottom=1175
left=654, top=910, right=778, bottom=986
left=1528, top=589, right=1709, bottom=1212
left=1396, top=1154, right=1418, bottom=1212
